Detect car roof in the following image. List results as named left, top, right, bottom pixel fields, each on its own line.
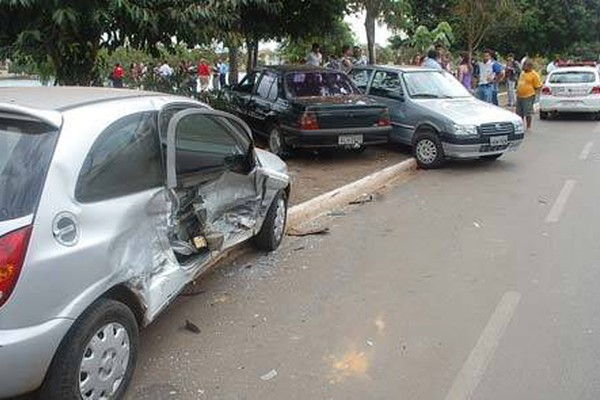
left=261, top=65, right=338, bottom=73
left=550, top=66, right=599, bottom=74
left=0, top=86, right=163, bottom=112
left=351, top=64, right=439, bottom=73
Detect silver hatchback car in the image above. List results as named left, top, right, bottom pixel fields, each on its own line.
left=0, top=87, right=290, bottom=399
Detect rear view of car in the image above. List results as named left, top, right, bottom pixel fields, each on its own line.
left=539, top=66, right=600, bottom=119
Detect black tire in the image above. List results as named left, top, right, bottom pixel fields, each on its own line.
left=413, top=129, right=445, bottom=169
left=40, top=299, right=139, bottom=400
left=253, top=190, right=287, bottom=251
left=268, top=126, right=290, bottom=158
left=540, top=110, right=549, bottom=120
left=480, top=153, right=503, bottom=161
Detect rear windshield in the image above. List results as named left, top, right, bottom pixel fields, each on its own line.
left=284, top=71, right=359, bottom=98
left=0, top=115, right=59, bottom=222
left=549, top=71, right=596, bottom=84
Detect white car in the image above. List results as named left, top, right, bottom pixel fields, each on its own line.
left=539, top=66, right=600, bottom=119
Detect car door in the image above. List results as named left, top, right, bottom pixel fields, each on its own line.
left=166, top=108, right=262, bottom=248
left=246, top=70, right=278, bottom=136
left=368, top=70, right=414, bottom=145
left=225, top=71, right=259, bottom=120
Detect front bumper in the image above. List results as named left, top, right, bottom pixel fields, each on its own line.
left=442, top=138, right=524, bottom=158
left=281, top=126, right=391, bottom=149
left=0, top=318, right=73, bottom=398
left=540, top=97, right=600, bottom=113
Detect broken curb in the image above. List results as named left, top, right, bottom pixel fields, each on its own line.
left=287, top=157, right=418, bottom=230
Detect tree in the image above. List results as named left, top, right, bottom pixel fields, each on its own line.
left=347, top=0, right=406, bottom=64
left=403, top=0, right=458, bottom=33
left=410, top=22, right=455, bottom=53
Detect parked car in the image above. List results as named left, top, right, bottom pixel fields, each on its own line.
left=348, top=65, right=525, bottom=168
left=539, top=65, right=600, bottom=119
left=0, top=87, right=290, bottom=399
left=220, top=65, right=392, bottom=157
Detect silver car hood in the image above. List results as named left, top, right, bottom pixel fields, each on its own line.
left=417, top=98, right=521, bottom=125
left=255, top=148, right=288, bottom=176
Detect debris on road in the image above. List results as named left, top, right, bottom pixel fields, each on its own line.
left=366, top=340, right=374, bottom=347
left=538, top=198, right=548, bottom=205
left=260, top=369, right=278, bottom=381
left=473, top=221, right=481, bottom=228
left=328, top=210, right=347, bottom=216
left=184, top=320, right=201, bottom=334
left=293, top=246, right=306, bottom=251
left=349, top=193, right=374, bottom=205
left=287, top=226, right=330, bottom=237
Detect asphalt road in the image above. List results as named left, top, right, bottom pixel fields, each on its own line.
left=126, top=114, right=600, bottom=400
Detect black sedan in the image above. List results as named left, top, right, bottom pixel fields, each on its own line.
left=220, top=65, right=392, bottom=157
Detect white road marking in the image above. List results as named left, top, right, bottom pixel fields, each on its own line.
left=545, top=180, right=577, bottom=223
left=579, top=142, right=594, bottom=160
left=444, top=291, right=521, bottom=400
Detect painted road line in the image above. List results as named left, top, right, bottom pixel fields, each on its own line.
left=545, top=180, right=577, bottom=223
left=444, top=292, right=521, bottom=400
left=579, top=142, right=594, bottom=160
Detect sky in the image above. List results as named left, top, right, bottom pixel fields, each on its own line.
left=344, top=11, right=393, bottom=46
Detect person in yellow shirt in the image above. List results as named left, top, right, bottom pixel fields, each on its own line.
left=516, top=61, right=542, bottom=131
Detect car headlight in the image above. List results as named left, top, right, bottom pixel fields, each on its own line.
left=513, top=120, right=525, bottom=134
left=453, top=124, right=478, bottom=136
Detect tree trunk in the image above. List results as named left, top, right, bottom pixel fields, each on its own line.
left=228, top=46, right=239, bottom=85
left=365, top=9, right=377, bottom=64
left=245, top=38, right=259, bottom=73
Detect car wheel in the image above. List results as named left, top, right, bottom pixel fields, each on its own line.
left=269, top=126, right=290, bottom=158
left=480, top=153, right=503, bottom=161
left=540, top=111, right=549, bottom=120
left=413, top=130, right=445, bottom=169
left=40, top=299, right=139, bottom=400
left=253, top=190, right=287, bottom=251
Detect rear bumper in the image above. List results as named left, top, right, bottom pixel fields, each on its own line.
left=281, top=126, right=391, bottom=149
left=540, top=97, right=600, bottom=113
left=442, top=139, right=523, bottom=158
left=0, top=318, right=73, bottom=397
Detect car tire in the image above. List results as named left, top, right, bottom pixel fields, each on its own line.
left=540, top=111, right=549, bottom=120
left=269, top=126, right=290, bottom=158
left=253, top=190, right=287, bottom=252
left=480, top=154, right=503, bottom=161
left=40, top=299, right=139, bottom=400
left=413, top=130, right=445, bottom=169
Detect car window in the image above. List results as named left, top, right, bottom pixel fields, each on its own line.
left=256, top=72, right=276, bottom=99
left=348, top=69, right=373, bottom=91
left=284, top=71, right=359, bottom=98
left=237, top=71, right=258, bottom=93
left=267, top=77, right=280, bottom=101
left=175, top=113, right=249, bottom=177
left=549, top=71, right=597, bottom=84
left=403, top=70, right=471, bottom=99
left=0, top=115, right=59, bottom=221
left=76, top=112, right=162, bottom=203
left=370, top=70, right=403, bottom=99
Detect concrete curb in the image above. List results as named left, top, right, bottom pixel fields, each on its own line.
left=287, top=157, right=418, bottom=229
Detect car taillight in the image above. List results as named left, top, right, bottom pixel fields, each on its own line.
left=300, top=111, right=319, bottom=130
left=0, top=226, right=32, bottom=308
left=541, top=86, right=552, bottom=96
left=378, top=110, right=391, bottom=127
left=591, top=86, right=600, bottom=95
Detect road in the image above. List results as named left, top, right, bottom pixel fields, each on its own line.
left=126, top=114, right=600, bottom=400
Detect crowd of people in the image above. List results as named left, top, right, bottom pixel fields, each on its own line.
left=108, top=58, right=230, bottom=93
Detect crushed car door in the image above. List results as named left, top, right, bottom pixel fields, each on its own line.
left=369, top=70, right=413, bottom=144
left=166, top=109, right=262, bottom=256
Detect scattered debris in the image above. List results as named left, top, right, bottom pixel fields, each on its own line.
left=473, top=221, right=481, bottom=228
left=260, top=369, right=278, bottom=381
left=293, top=246, right=306, bottom=252
left=349, top=193, right=374, bottom=205
left=328, top=210, right=347, bottom=217
left=366, top=340, right=374, bottom=347
left=244, top=264, right=253, bottom=269
left=542, top=232, right=549, bottom=238
left=538, top=198, right=548, bottom=205
left=184, top=320, right=201, bottom=334
left=287, top=226, right=330, bottom=237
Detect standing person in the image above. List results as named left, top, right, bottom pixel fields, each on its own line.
left=476, top=49, right=496, bottom=104
left=516, top=60, right=542, bottom=131
left=491, top=52, right=504, bottom=106
left=218, top=59, right=229, bottom=87
left=546, top=55, right=561, bottom=74
left=111, top=63, right=124, bottom=88
left=353, top=46, right=368, bottom=66
left=197, top=59, right=210, bottom=91
left=326, top=54, right=340, bottom=70
left=306, top=43, right=322, bottom=66
left=412, top=54, right=423, bottom=66
left=421, top=49, right=442, bottom=70
left=340, top=45, right=354, bottom=73
left=505, top=53, right=521, bottom=107
left=212, top=61, right=220, bottom=90
left=457, top=53, right=473, bottom=91
left=158, top=60, right=174, bottom=78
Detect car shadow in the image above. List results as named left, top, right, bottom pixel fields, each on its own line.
left=543, top=112, right=599, bottom=122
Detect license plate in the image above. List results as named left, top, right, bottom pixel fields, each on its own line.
left=490, top=135, right=508, bottom=146
left=338, top=134, right=363, bottom=145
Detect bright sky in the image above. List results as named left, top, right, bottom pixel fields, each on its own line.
left=344, top=12, right=393, bottom=46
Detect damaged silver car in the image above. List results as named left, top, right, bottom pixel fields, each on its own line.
left=0, top=87, right=290, bottom=399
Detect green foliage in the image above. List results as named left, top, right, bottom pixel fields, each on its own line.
left=410, top=22, right=454, bottom=53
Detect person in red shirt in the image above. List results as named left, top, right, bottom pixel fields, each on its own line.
left=197, top=59, right=210, bottom=91
left=111, top=63, right=124, bottom=88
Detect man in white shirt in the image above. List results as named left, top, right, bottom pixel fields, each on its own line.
left=476, top=49, right=496, bottom=103
left=306, top=43, right=322, bottom=66
left=158, top=60, right=174, bottom=78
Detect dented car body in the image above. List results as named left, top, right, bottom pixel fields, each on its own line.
left=0, top=87, right=289, bottom=398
